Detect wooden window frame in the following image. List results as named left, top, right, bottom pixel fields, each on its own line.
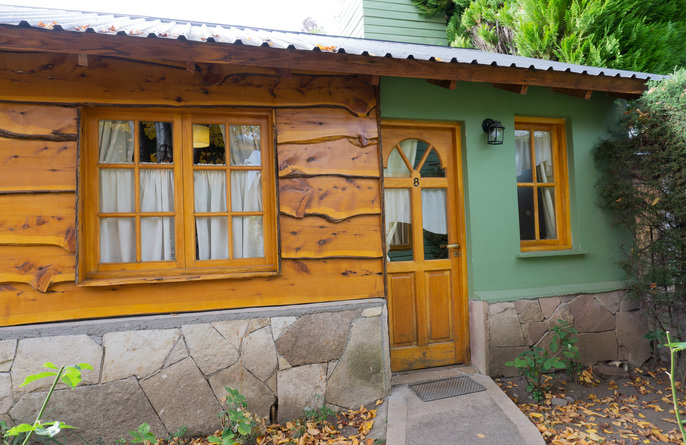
left=515, top=117, right=571, bottom=252
left=79, top=107, right=279, bottom=286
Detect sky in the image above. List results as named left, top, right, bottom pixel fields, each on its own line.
left=7, top=0, right=341, bottom=33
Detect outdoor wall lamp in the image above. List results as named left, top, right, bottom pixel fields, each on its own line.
left=482, top=119, right=505, bottom=145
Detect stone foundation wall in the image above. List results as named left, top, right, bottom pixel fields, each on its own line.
left=0, top=299, right=391, bottom=443
left=469, top=290, right=650, bottom=377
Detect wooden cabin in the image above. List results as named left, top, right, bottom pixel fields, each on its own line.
left=0, top=4, right=661, bottom=441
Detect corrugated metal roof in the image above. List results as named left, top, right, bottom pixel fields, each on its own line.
left=0, top=4, right=664, bottom=81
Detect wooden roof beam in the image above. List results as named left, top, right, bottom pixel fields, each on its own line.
left=427, top=79, right=457, bottom=90
left=0, top=25, right=651, bottom=95
left=359, top=74, right=380, bottom=86
left=493, top=83, right=528, bottom=94
left=552, top=87, right=593, bottom=100
left=607, top=92, right=642, bottom=100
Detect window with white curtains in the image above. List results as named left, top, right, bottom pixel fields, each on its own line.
left=80, top=109, right=278, bottom=283
left=514, top=117, right=571, bottom=251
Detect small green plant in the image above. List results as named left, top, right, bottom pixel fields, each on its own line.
left=506, top=320, right=581, bottom=402
left=663, top=331, right=686, bottom=445
left=165, top=425, right=188, bottom=443
left=3, top=362, right=92, bottom=445
left=208, top=388, right=261, bottom=445
left=128, top=423, right=157, bottom=444
left=303, top=405, right=335, bottom=424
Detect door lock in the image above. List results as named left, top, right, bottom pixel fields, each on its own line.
left=440, top=243, right=460, bottom=249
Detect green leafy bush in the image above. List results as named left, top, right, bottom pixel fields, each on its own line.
left=209, top=388, right=262, bottom=445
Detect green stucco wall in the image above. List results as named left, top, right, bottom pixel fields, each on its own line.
left=380, top=77, right=626, bottom=302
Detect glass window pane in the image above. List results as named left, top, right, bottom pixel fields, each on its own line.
left=140, top=121, right=173, bottom=164
left=412, top=140, right=430, bottom=169
left=230, top=125, right=261, bottom=166
left=385, top=189, right=412, bottom=261
left=233, top=216, right=264, bottom=258
left=422, top=189, right=448, bottom=260
left=196, top=217, right=228, bottom=260
left=534, top=131, right=554, bottom=183
left=384, top=148, right=411, bottom=178
left=231, top=171, right=262, bottom=212
left=99, top=120, right=134, bottom=163
left=141, top=217, right=175, bottom=261
left=194, top=124, right=226, bottom=165
left=538, top=187, right=557, bottom=239
left=515, top=130, right=532, bottom=183
left=140, top=170, right=174, bottom=212
left=100, top=217, right=135, bottom=263
left=517, top=187, right=535, bottom=240
left=100, top=169, right=134, bottom=213
left=419, top=148, right=445, bottom=177
left=194, top=171, right=226, bottom=213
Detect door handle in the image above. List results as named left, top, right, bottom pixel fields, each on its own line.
left=440, top=243, right=460, bottom=249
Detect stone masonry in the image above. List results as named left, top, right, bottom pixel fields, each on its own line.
left=469, top=290, right=650, bottom=377
left=0, top=299, right=391, bottom=444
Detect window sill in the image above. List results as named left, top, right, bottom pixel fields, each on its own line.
left=516, top=249, right=588, bottom=259
left=78, top=269, right=280, bottom=287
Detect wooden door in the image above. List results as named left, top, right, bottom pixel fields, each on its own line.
left=382, top=121, right=468, bottom=371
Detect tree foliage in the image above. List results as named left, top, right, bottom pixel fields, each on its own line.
left=594, top=69, right=686, bottom=341
left=414, top=0, right=686, bottom=74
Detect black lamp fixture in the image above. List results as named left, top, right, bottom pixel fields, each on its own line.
left=482, top=118, right=505, bottom=145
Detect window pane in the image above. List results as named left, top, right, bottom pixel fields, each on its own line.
left=412, top=140, right=430, bottom=169
left=100, top=217, right=135, bottom=263
left=194, top=171, right=226, bottom=213
left=534, top=131, right=554, bottom=183
left=419, top=148, right=445, bottom=178
left=233, top=216, right=264, bottom=258
left=384, top=148, right=411, bottom=178
left=517, top=187, right=535, bottom=241
left=140, top=121, right=173, bottom=164
left=422, top=189, right=448, bottom=260
left=515, top=130, right=532, bottom=183
left=194, top=124, right=226, bottom=165
left=140, top=170, right=174, bottom=212
left=100, top=169, right=134, bottom=213
left=141, top=217, right=175, bottom=261
left=385, top=189, right=412, bottom=261
left=99, top=120, right=134, bottom=163
left=231, top=171, right=262, bottom=212
left=538, top=187, right=557, bottom=239
left=196, top=217, right=228, bottom=260
left=230, top=125, right=261, bottom=166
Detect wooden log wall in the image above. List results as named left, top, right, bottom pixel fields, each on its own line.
left=0, top=50, right=383, bottom=326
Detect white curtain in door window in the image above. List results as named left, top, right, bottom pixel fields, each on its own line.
left=195, top=171, right=229, bottom=260
left=140, top=169, right=175, bottom=261
left=384, top=139, right=418, bottom=256
left=422, top=189, right=447, bottom=235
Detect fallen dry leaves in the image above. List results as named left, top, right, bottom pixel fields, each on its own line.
left=499, top=366, right=686, bottom=444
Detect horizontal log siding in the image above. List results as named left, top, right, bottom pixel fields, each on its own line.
left=0, top=52, right=383, bottom=326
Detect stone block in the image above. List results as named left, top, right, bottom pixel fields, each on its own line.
left=278, top=355, right=292, bottom=370
left=619, top=293, right=641, bottom=312
left=0, top=373, right=13, bottom=414
left=528, top=322, right=548, bottom=346
left=488, top=302, right=515, bottom=316
left=568, top=294, right=616, bottom=333
left=213, top=319, right=250, bottom=350
left=276, top=310, right=360, bottom=367
left=271, top=317, right=297, bottom=340
left=182, top=324, right=239, bottom=376
left=325, top=316, right=388, bottom=409
left=10, top=378, right=166, bottom=444
left=576, top=332, right=617, bottom=366
left=249, top=318, right=270, bottom=333
left=362, top=307, right=382, bottom=318
left=140, top=358, right=221, bottom=437
left=277, top=364, right=327, bottom=423
left=489, top=308, right=525, bottom=347
left=12, top=335, right=102, bottom=393
left=469, top=301, right=488, bottom=373
left=539, top=296, right=561, bottom=319
left=517, top=301, right=544, bottom=323
left=549, top=304, right=573, bottom=330
left=0, top=340, right=16, bottom=372
left=102, top=329, right=180, bottom=382
left=209, top=364, right=276, bottom=420
left=165, top=338, right=189, bottom=367
left=594, top=290, right=623, bottom=314
left=616, top=311, right=651, bottom=367
left=242, top=327, right=278, bottom=382
left=488, top=347, right=530, bottom=377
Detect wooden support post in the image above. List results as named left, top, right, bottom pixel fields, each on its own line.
left=492, top=83, right=528, bottom=94
left=359, top=74, right=380, bottom=86
left=427, top=79, right=457, bottom=90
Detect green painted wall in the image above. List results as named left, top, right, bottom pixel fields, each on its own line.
left=336, top=0, right=364, bottom=38
left=380, top=77, right=627, bottom=302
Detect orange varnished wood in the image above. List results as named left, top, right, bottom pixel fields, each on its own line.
left=276, top=108, right=378, bottom=144
left=278, top=140, right=379, bottom=178
left=0, top=52, right=377, bottom=117
left=280, top=215, right=383, bottom=258
left=279, top=177, right=381, bottom=222
left=0, top=193, right=76, bottom=251
left=0, top=139, right=76, bottom=192
left=0, top=103, right=77, bottom=137
left=0, top=246, right=74, bottom=292
left=0, top=258, right=383, bottom=326
left=426, top=270, right=453, bottom=341
left=387, top=273, right=416, bottom=346
left=390, top=342, right=458, bottom=371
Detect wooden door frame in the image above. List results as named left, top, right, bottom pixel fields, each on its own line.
left=380, top=119, right=470, bottom=368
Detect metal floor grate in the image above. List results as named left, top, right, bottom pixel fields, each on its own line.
left=410, top=375, right=486, bottom=402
